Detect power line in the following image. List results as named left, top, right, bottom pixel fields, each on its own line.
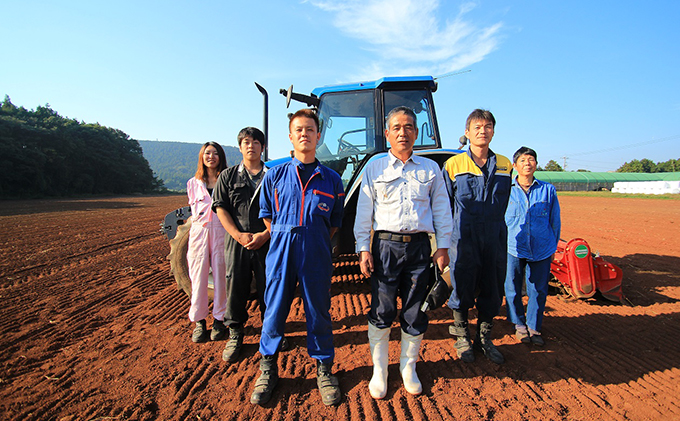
left=567, top=134, right=680, bottom=157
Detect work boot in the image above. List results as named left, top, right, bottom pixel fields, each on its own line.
left=449, top=322, right=475, bottom=363
left=280, top=335, right=290, bottom=352
left=250, top=354, right=279, bottom=405
left=474, top=321, right=505, bottom=364
left=222, top=326, right=244, bottom=363
left=399, top=330, right=423, bottom=395
left=316, top=360, right=341, bottom=406
left=191, top=319, right=209, bottom=343
left=367, top=323, right=390, bottom=399
left=210, top=319, right=228, bottom=341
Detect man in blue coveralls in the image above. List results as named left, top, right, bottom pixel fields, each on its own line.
left=442, top=109, right=513, bottom=365
left=250, top=109, right=345, bottom=406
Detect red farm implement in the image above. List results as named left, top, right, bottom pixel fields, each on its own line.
left=550, top=238, right=630, bottom=305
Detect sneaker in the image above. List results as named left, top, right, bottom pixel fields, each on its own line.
left=211, top=319, right=228, bottom=341
left=191, top=320, right=209, bottom=343
left=530, top=334, right=545, bottom=347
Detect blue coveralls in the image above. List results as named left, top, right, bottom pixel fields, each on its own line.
left=442, top=149, right=512, bottom=320
left=258, top=158, right=345, bottom=362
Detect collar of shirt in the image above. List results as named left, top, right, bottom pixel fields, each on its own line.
left=512, top=176, right=538, bottom=190
left=388, top=150, right=419, bottom=168
left=238, top=161, right=267, bottom=177
left=465, top=147, right=497, bottom=166
left=292, top=157, right=323, bottom=177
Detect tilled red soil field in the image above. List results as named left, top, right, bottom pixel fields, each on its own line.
left=0, top=194, right=678, bottom=420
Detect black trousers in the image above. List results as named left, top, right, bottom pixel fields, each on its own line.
left=223, top=235, right=268, bottom=326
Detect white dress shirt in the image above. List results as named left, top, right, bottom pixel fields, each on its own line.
left=354, top=151, right=453, bottom=253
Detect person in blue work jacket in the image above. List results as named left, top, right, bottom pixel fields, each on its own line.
left=504, top=146, right=560, bottom=347
left=442, top=109, right=513, bottom=365
left=250, top=109, right=345, bottom=407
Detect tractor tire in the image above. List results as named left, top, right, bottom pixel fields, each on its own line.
left=168, top=220, right=193, bottom=297
left=167, top=220, right=215, bottom=301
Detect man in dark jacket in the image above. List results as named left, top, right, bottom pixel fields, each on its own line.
left=213, top=127, right=271, bottom=363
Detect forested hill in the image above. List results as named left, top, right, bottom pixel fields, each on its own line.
left=139, top=141, right=241, bottom=192
left=0, top=96, right=162, bottom=199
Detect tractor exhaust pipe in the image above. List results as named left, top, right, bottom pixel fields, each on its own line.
left=254, top=82, right=269, bottom=162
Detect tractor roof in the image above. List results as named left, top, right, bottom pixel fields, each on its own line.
left=311, top=76, right=437, bottom=97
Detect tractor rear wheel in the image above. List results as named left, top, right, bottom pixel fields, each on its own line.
left=167, top=221, right=215, bottom=301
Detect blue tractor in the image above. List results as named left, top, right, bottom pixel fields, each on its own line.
left=163, top=76, right=462, bottom=297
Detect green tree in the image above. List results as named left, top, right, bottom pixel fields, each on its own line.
left=656, top=158, right=679, bottom=172
left=0, top=95, right=163, bottom=198
left=543, top=160, right=563, bottom=171
left=617, top=158, right=657, bottom=173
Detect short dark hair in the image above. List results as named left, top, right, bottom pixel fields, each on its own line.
left=237, top=126, right=266, bottom=147
left=513, top=146, right=538, bottom=163
left=386, top=106, right=417, bottom=128
left=465, top=109, right=496, bottom=130
left=289, top=108, right=319, bottom=132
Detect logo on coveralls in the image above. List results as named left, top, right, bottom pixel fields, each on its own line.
left=317, top=202, right=330, bottom=212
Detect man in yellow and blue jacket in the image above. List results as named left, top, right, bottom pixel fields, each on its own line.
left=442, top=109, right=512, bottom=365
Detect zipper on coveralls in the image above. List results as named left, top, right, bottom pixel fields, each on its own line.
left=296, top=169, right=321, bottom=227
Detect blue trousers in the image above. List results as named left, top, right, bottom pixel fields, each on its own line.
left=259, top=226, right=334, bottom=363
left=504, top=254, right=552, bottom=332
left=369, top=234, right=431, bottom=336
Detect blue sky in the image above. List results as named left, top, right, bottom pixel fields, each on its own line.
left=3, top=0, right=679, bottom=171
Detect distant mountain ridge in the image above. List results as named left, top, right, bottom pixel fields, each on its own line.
left=139, top=140, right=241, bottom=191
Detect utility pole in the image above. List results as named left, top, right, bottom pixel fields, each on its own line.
left=561, top=156, right=568, bottom=171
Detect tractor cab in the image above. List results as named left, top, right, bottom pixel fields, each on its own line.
left=278, top=76, right=443, bottom=191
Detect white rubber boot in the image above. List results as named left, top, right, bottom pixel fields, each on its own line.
left=367, top=323, right=390, bottom=399
left=399, top=330, right=423, bottom=395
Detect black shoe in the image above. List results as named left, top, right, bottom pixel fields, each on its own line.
left=280, top=335, right=290, bottom=352
left=222, top=326, right=244, bottom=363
left=449, top=323, right=475, bottom=363
left=474, top=322, right=505, bottom=365
left=530, top=334, right=545, bottom=347
left=250, top=355, right=279, bottom=405
left=211, top=319, right=228, bottom=341
left=191, top=320, right=209, bottom=343
left=317, top=360, right=341, bottom=406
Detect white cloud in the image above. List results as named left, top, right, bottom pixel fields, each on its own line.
left=309, top=0, right=503, bottom=79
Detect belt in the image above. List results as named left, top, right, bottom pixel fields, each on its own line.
left=376, top=231, right=428, bottom=243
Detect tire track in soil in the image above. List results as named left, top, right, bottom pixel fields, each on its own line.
left=550, top=320, right=680, bottom=417
left=2, top=195, right=679, bottom=420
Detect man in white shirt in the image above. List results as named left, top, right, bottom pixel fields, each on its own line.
left=354, top=106, right=452, bottom=399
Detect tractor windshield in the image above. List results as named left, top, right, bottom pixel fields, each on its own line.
left=384, top=89, right=438, bottom=150
left=316, top=86, right=438, bottom=189
left=317, top=90, right=377, bottom=188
